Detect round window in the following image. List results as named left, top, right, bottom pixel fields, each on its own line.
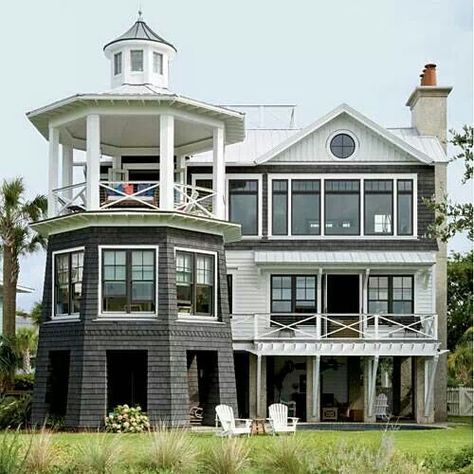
left=330, top=133, right=356, bottom=159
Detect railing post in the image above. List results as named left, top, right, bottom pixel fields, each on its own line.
left=374, top=314, right=379, bottom=340
left=253, top=314, right=259, bottom=340
left=433, top=313, right=438, bottom=339
left=316, top=314, right=321, bottom=339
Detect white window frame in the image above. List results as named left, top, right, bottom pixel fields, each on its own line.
left=326, top=129, right=360, bottom=161
left=51, top=246, right=85, bottom=320
left=268, top=173, right=418, bottom=240
left=98, top=245, right=159, bottom=319
left=153, top=51, right=163, bottom=75
left=175, top=246, right=218, bottom=321
left=113, top=52, right=122, bottom=76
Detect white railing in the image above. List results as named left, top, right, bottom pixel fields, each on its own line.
left=99, top=181, right=160, bottom=210
left=174, top=183, right=216, bottom=218
left=53, top=182, right=87, bottom=215
left=231, top=313, right=438, bottom=341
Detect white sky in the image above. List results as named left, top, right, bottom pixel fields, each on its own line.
left=0, top=0, right=472, bottom=310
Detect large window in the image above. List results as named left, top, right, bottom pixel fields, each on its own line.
left=54, top=250, right=84, bottom=316
left=271, top=275, right=317, bottom=313
left=229, top=180, right=258, bottom=236
left=368, top=275, right=413, bottom=314
left=102, top=249, right=156, bottom=313
left=292, top=180, right=321, bottom=235
left=153, top=52, right=163, bottom=74
left=130, top=50, right=144, bottom=72
left=325, top=180, right=360, bottom=235
left=176, top=251, right=215, bottom=316
left=364, top=180, right=393, bottom=235
left=114, top=52, right=122, bottom=75
left=397, top=180, right=413, bottom=235
left=272, top=180, right=288, bottom=235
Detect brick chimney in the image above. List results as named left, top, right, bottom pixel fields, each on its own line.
left=406, top=63, right=452, bottom=151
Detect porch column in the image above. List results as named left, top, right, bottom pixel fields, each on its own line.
left=363, top=356, right=379, bottom=422
left=212, top=126, right=226, bottom=220
left=306, top=355, right=321, bottom=422
left=415, top=355, right=438, bottom=423
left=86, top=114, right=101, bottom=210
left=48, top=124, right=60, bottom=218
left=159, top=114, right=175, bottom=210
left=62, top=145, right=73, bottom=200
left=249, top=353, right=266, bottom=418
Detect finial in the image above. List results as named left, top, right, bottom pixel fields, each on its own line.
left=138, top=9, right=143, bottom=21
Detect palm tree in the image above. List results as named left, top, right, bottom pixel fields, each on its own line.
left=0, top=335, right=21, bottom=393
left=15, top=327, right=38, bottom=373
left=0, top=178, right=47, bottom=337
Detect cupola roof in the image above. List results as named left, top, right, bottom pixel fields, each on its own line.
left=103, top=12, right=177, bottom=52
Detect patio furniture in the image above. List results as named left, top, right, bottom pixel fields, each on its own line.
left=215, top=404, right=252, bottom=437
left=189, top=405, right=203, bottom=425
left=280, top=399, right=297, bottom=418
left=267, top=403, right=299, bottom=435
left=322, top=407, right=338, bottom=421
left=251, top=418, right=267, bottom=435
left=374, top=393, right=390, bottom=421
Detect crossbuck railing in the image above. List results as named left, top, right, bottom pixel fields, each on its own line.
left=53, top=182, right=87, bottom=215
left=231, top=313, right=438, bottom=341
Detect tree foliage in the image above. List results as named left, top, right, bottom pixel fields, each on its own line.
left=0, top=178, right=47, bottom=336
left=426, top=125, right=473, bottom=242
left=448, top=327, right=473, bottom=387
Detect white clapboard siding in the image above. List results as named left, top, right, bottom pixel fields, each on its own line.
left=269, top=114, right=419, bottom=164
left=415, top=268, right=434, bottom=314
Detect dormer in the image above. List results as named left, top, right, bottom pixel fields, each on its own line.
left=103, top=12, right=177, bottom=90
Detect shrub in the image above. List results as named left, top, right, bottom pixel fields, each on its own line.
left=0, top=430, right=28, bottom=474
left=422, top=445, right=473, bottom=472
left=25, top=428, right=60, bottom=474
left=261, top=436, right=312, bottom=474
left=74, top=434, right=124, bottom=474
left=0, top=394, right=32, bottom=429
left=145, top=426, right=197, bottom=473
left=201, top=437, right=250, bottom=474
left=14, top=373, right=34, bottom=391
left=104, top=404, right=150, bottom=433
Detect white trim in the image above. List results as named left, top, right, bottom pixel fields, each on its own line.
left=51, top=246, right=85, bottom=320
left=267, top=173, right=418, bottom=239
left=98, top=244, right=159, bottom=318
left=326, top=129, right=360, bottom=161
left=174, top=246, right=219, bottom=320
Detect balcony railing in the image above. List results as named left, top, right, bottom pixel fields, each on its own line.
left=231, top=313, right=438, bottom=341
left=52, top=182, right=217, bottom=218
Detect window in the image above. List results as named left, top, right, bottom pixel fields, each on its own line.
left=102, top=249, right=156, bottom=313
left=330, top=133, right=356, bottom=159
left=325, top=180, right=360, bottom=235
left=229, top=180, right=258, bottom=236
left=114, top=52, right=122, bottom=75
left=272, top=180, right=288, bottom=235
left=54, top=250, right=84, bottom=316
left=368, top=275, right=413, bottom=314
left=176, top=251, right=215, bottom=316
left=364, top=180, right=393, bottom=235
left=271, top=275, right=317, bottom=313
left=153, top=52, right=163, bottom=74
left=130, top=50, right=144, bottom=72
left=292, top=180, right=321, bottom=235
left=397, top=180, right=413, bottom=235
left=227, top=274, right=233, bottom=314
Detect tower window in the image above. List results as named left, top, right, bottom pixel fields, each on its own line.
left=113, top=52, right=122, bottom=75
left=130, top=50, right=144, bottom=72
left=54, top=249, right=84, bottom=316
left=153, top=52, right=163, bottom=74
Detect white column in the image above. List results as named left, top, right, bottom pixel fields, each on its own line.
left=62, top=145, right=73, bottom=199
left=159, top=114, right=175, bottom=210
left=48, top=124, right=60, bottom=218
left=86, top=114, right=101, bottom=210
left=256, top=353, right=262, bottom=417
left=212, top=126, right=226, bottom=220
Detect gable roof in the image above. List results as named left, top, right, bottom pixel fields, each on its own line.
left=254, top=103, right=441, bottom=166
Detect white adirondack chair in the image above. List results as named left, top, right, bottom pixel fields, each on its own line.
left=215, top=405, right=252, bottom=437
left=267, top=403, right=299, bottom=435
left=374, top=393, right=390, bottom=421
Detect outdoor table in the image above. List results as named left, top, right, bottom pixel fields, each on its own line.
left=251, top=418, right=266, bottom=435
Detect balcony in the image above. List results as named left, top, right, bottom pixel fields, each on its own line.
left=52, top=181, right=216, bottom=218
left=231, top=313, right=438, bottom=342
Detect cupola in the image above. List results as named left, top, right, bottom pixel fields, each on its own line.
left=103, top=12, right=177, bottom=90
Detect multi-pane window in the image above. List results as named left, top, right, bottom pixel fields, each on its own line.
left=272, top=180, right=288, bottom=235
left=330, top=133, right=356, bottom=159
left=130, top=50, right=144, bottom=71
left=114, top=52, right=122, bottom=75
left=229, top=180, right=258, bottom=236
left=325, top=180, right=360, bottom=235
left=292, top=180, right=321, bottom=235
left=271, top=275, right=317, bottom=313
left=368, top=275, right=413, bottom=314
left=397, top=180, right=413, bottom=235
left=54, top=250, right=84, bottom=316
left=102, top=249, right=156, bottom=313
left=364, top=180, right=393, bottom=235
left=176, top=251, right=215, bottom=316
left=153, top=52, right=163, bottom=74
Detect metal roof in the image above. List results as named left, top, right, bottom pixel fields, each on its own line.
left=103, top=17, right=176, bottom=52
left=254, top=251, right=436, bottom=266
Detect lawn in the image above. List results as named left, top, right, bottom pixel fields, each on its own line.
left=7, top=417, right=471, bottom=473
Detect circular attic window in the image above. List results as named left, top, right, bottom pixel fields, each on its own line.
left=329, top=133, right=356, bottom=159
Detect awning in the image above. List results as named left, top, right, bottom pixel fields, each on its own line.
left=254, top=251, right=436, bottom=266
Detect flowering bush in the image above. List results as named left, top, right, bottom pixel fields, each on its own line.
left=104, top=404, right=150, bottom=433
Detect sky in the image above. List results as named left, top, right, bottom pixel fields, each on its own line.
left=0, top=0, right=472, bottom=311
